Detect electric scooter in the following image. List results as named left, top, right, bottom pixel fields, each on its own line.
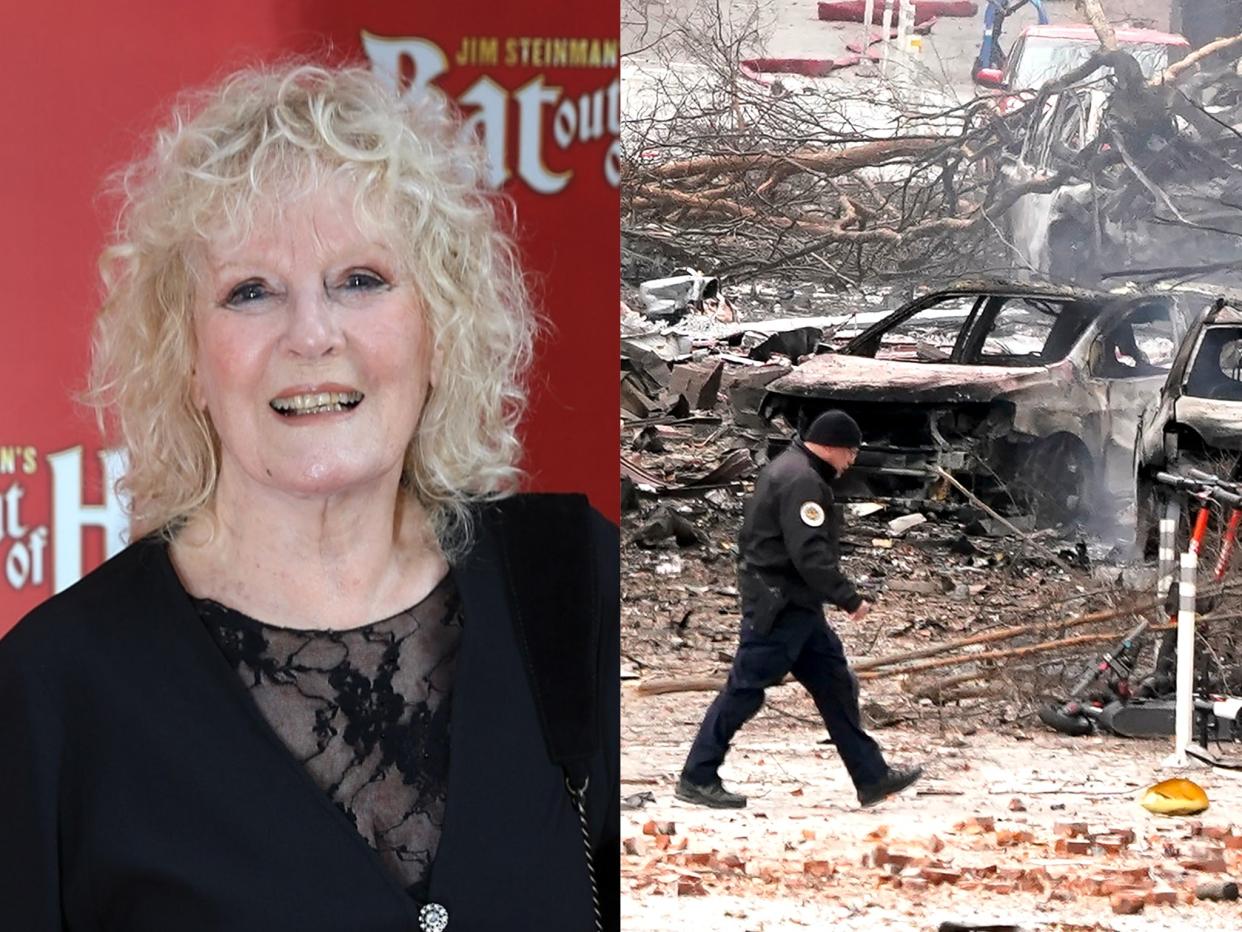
left=1037, top=469, right=1242, bottom=739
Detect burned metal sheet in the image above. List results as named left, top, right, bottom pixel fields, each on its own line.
left=768, top=354, right=1057, bottom=405
left=1172, top=397, right=1242, bottom=451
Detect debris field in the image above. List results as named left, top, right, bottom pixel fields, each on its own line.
left=620, top=299, right=1242, bottom=929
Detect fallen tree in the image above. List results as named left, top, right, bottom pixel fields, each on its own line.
left=623, top=0, right=1242, bottom=287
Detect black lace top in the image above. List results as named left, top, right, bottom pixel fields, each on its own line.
left=195, top=575, right=461, bottom=901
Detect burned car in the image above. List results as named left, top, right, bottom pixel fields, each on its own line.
left=1136, top=297, right=1242, bottom=537
left=760, top=281, right=1196, bottom=525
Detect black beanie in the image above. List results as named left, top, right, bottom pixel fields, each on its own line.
left=804, top=409, right=862, bottom=448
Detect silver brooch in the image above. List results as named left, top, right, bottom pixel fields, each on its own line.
left=419, top=902, right=449, bottom=932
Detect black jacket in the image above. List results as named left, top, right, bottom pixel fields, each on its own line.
left=738, top=439, right=862, bottom=614
left=0, top=494, right=618, bottom=932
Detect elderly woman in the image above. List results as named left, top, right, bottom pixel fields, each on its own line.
left=0, top=64, right=618, bottom=932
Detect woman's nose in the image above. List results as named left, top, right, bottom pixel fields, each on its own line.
left=283, top=287, right=342, bottom=358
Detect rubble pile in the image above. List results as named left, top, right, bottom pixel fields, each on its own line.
left=623, top=814, right=1242, bottom=914
left=620, top=291, right=1163, bottom=714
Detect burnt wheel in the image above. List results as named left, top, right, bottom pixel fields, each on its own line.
left=1023, top=435, right=1090, bottom=527
left=1037, top=700, right=1093, bottom=736
left=1134, top=475, right=1163, bottom=559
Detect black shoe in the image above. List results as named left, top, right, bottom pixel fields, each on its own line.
left=857, top=765, right=923, bottom=807
left=675, top=775, right=747, bottom=809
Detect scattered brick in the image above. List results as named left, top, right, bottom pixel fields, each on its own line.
left=955, top=816, right=995, bottom=835
left=1146, top=885, right=1179, bottom=906
left=1224, top=834, right=1242, bottom=850
left=882, top=852, right=917, bottom=873
left=801, top=828, right=816, bottom=842
left=1100, top=827, right=1136, bottom=845
left=1202, top=825, right=1233, bottom=840
left=681, top=852, right=713, bottom=866
left=653, top=834, right=671, bottom=850
left=1069, top=875, right=1103, bottom=897
left=862, top=844, right=888, bottom=868
left=1101, top=877, right=1153, bottom=896
left=744, top=859, right=781, bottom=882
left=1054, top=821, right=1089, bottom=838
left=1008, top=797, right=1026, bottom=812
left=1017, top=867, right=1050, bottom=893
left=643, top=820, right=676, bottom=836
left=717, top=853, right=745, bottom=871
left=1110, top=890, right=1146, bottom=915
left=1180, top=845, right=1228, bottom=873
left=623, top=837, right=644, bottom=855
left=996, top=828, right=1035, bottom=847
left=677, top=877, right=706, bottom=896
left=926, top=835, right=945, bottom=853
left=902, top=877, right=929, bottom=891
left=864, top=825, right=889, bottom=841
left=1054, top=838, right=1094, bottom=856
left=1095, top=834, right=1130, bottom=855
left=920, top=867, right=963, bottom=885
left=802, top=859, right=834, bottom=878
left=984, top=881, right=1016, bottom=894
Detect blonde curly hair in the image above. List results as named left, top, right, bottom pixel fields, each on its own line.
left=88, top=62, right=536, bottom=557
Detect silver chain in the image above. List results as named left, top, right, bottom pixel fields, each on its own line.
left=564, top=775, right=602, bottom=932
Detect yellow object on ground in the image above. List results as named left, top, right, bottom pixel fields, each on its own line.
left=1140, top=778, right=1210, bottom=815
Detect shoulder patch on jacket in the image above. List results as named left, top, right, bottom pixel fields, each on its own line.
left=799, top=501, right=825, bottom=527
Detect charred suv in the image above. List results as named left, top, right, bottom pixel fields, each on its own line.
left=761, top=282, right=1196, bottom=524
left=1136, top=297, right=1242, bottom=542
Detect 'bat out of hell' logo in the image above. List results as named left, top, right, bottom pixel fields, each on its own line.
left=361, top=31, right=620, bottom=193
left=0, top=447, right=128, bottom=594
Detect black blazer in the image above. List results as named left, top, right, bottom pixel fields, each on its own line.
left=0, top=495, right=619, bottom=931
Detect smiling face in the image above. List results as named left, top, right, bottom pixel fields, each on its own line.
left=190, top=184, right=434, bottom=504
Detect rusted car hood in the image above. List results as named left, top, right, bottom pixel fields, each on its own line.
left=1174, top=397, right=1242, bottom=450
left=768, top=353, right=1058, bottom=405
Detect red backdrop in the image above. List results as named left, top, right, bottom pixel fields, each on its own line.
left=0, top=3, right=619, bottom=635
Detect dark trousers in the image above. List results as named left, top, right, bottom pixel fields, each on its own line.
left=682, top=601, right=888, bottom=789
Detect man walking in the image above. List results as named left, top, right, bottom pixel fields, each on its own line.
left=677, top=410, right=922, bottom=809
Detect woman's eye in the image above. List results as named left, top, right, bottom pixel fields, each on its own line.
left=224, top=280, right=269, bottom=306
left=342, top=271, right=386, bottom=291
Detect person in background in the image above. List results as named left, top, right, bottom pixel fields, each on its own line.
left=0, top=63, right=617, bottom=932
left=677, top=409, right=922, bottom=810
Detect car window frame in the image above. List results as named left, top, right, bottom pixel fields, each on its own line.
left=1087, top=298, right=1178, bottom=380
left=841, top=292, right=985, bottom=361
left=958, top=294, right=1071, bottom=366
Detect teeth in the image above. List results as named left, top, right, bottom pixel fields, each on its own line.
left=270, top=391, right=363, bottom=415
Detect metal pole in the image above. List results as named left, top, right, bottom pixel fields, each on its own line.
left=880, top=0, right=894, bottom=75
left=897, top=0, right=909, bottom=61
left=863, top=0, right=875, bottom=66
left=1157, top=499, right=1178, bottom=605
left=1171, top=549, right=1197, bottom=765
